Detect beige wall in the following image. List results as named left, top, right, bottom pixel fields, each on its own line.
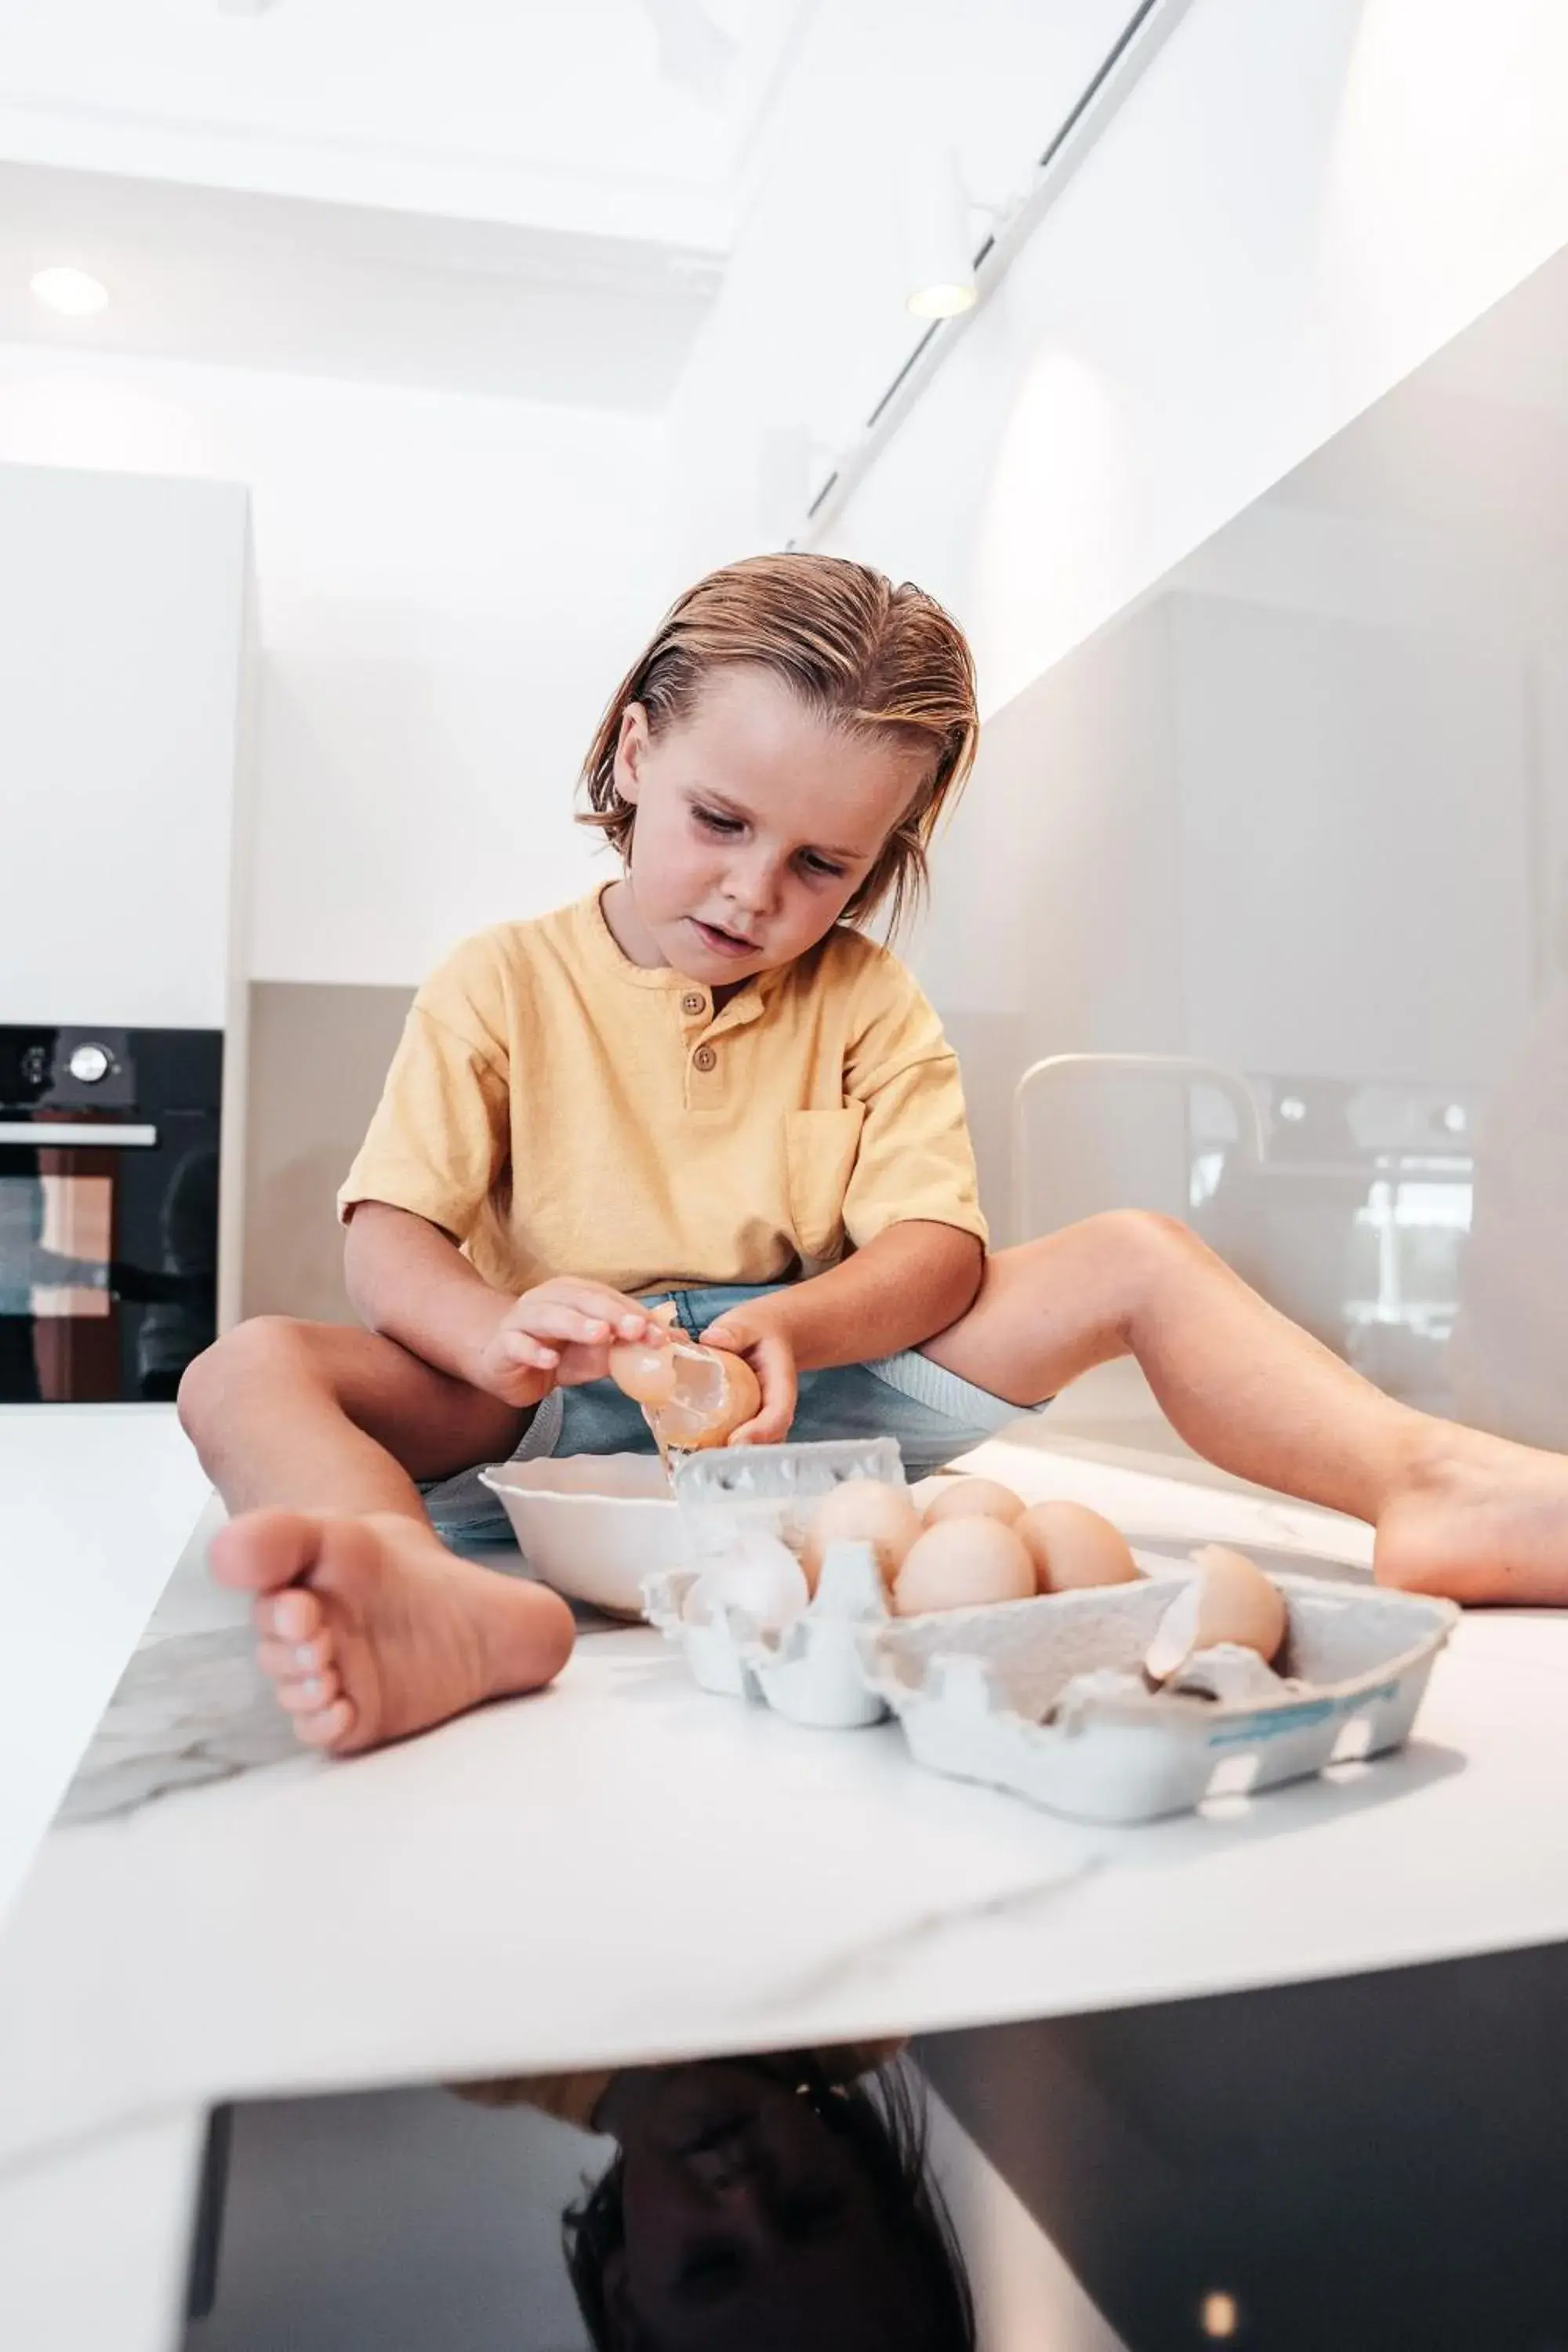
left=242, top=981, right=411, bottom=1326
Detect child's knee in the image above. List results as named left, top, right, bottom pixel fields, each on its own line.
left=177, top=1315, right=322, bottom=1441
left=1039, top=1207, right=1200, bottom=1283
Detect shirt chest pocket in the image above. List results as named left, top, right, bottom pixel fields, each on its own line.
left=783, top=1105, right=866, bottom=1268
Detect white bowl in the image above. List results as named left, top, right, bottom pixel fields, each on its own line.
left=478, top=1454, right=683, bottom=1617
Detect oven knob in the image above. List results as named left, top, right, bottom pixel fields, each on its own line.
left=68, top=1043, right=112, bottom=1084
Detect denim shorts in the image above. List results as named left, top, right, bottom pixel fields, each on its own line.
left=420, top=1281, right=1049, bottom=1547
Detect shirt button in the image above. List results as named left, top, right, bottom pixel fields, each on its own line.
left=692, top=1044, right=717, bottom=1073
left=681, top=992, right=706, bottom=1016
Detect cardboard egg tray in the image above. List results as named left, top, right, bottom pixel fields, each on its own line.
left=644, top=1436, right=908, bottom=1729
left=858, top=1566, right=1460, bottom=1823
left=641, top=1541, right=895, bottom=1729
left=672, top=1433, right=906, bottom=1558
left=644, top=1437, right=1458, bottom=1819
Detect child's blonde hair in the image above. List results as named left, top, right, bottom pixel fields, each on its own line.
left=579, top=552, right=979, bottom=934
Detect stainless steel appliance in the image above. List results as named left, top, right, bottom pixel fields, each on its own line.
left=0, top=1025, right=222, bottom=1403
left=1197, top=1072, right=1479, bottom=1412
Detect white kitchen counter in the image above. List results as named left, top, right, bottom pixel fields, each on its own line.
left=0, top=2107, right=206, bottom=2352
left=0, top=1405, right=212, bottom=1932
left=5, top=1410, right=1568, bottom=2347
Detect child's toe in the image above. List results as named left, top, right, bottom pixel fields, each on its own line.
left=210, top=1508, right=321, bottom=1593
left=275, top=1668, right=342, bottom=1715
left=253, top=1587, right=324, bottom=1644
left=294, top=1697, right=356, bottom=1750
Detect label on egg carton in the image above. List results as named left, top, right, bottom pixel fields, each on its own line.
left=641, top=1540, right=895, bottom=1730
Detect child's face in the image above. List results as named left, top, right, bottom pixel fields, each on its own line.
left=600, top=2060, right=931, bottom=2348
left=612, top=666, right=929, bottom=983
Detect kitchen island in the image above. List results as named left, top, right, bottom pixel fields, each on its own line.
left=5, top=1406, right=1568, bottom=2348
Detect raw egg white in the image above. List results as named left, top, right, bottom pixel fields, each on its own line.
left=1015, top=1501, right=1139, bottom=1594
left=893, top=1516, right=1035, bottom=1617
left=920, top=1477, right=1026, bottom=1529
left=1145, top=1544, right=1287, bottom=1681
left=801, top=1479, right=923, bottom=1593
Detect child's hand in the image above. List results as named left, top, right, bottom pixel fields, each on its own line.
left=698, top=1301, right=798, bottom=1446
left=472, top=1279, right=669, bottom=1410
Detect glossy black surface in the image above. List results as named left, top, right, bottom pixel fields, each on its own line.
left=184, top=1949, right=1568, bottom=2351
left=190, top=2045, right=977, bottom=2352
left=0, top=1024, right=223, bottom=1403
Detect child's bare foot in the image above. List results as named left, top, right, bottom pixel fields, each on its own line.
left=1375, top=1428, right=1568, bottom=1606
left=208, top=1510, right=576, bottom=1754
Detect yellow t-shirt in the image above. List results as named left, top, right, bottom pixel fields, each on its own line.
left=339, top=887, right=986, bottom=1296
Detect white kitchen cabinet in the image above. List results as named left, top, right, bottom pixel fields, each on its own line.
left=0, top=460, right=256, bottom=1029
left=0, top=459, right=258, bottom=1324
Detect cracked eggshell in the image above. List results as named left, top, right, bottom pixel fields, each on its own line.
left=920, top=1476, right=1026, bottom=1528
left=893, top=1516, right=1035, bottom=1617
left=669, top=1348, right=762, bottom=1450
left=607, top=1339, right=678, bottom=1409
left=1016, top=1501, right=1139, bottom=1594
left=624, top=1345, right=761, bottom=1450
left=1145, top=1544, right=1288, bottom=1680
left=800, top=1479, right=922, bottom=1594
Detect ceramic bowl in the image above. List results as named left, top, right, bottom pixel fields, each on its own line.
left=478, top=1454, right=682, bottom=1616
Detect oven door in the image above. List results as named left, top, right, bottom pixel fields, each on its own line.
left=0, top=1115, right=219, bottom=1403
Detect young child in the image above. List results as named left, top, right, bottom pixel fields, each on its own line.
left=180, top=553, right=1568, bottom=1756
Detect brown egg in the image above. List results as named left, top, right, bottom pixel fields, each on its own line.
left=801, top=1479, right=923, bottom=1593
left=1016, top=1501, right=1139, bottom=1594
left=893, top=1516, right=1036, bottom=1616
left=921, top=1477, right=1026, bottom=1529
left=1145, top=1544, right=1288, bottom=1681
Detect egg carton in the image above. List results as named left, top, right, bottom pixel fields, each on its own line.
left=857, top=1567, right=1460, bottom=1824
left=670, top=1435, right=906, bottom=1563
left=642, top=1541, right=895, bottom=1730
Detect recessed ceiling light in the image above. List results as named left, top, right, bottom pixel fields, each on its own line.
left=30, top=267, right=110, bottom=318
left=217, top=0, right=282, bottom=14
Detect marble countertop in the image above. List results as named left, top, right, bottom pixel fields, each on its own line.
left=9, top=1421, right=1568, bottom=2157
left=7, top=1408, right=1568, bottom=2350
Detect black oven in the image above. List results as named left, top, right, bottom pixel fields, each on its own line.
left=0, top=1026, right=223, bottom=1403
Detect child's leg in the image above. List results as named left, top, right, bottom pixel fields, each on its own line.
left=180, top=1314, right=527, bottom=1517
left=920, top=1211, right=1568, bottom=1605
left=178, top=1319, right=575, bottom=1753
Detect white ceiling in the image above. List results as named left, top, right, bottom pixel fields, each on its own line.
left=0, top=158, right=721, bottom=408
left=0, top=0, right=811, bottom=407
left=0, top=0, right=815, bottom=245
left=0, top=1, right=1136, bottom=413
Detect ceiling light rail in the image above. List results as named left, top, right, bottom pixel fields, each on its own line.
left=791, top=0, right=1195, bottom=548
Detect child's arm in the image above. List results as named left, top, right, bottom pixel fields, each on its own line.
left=702, top=1220, right=983, bottom=1444
left=345, top=1200, right=668, bottom=1407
